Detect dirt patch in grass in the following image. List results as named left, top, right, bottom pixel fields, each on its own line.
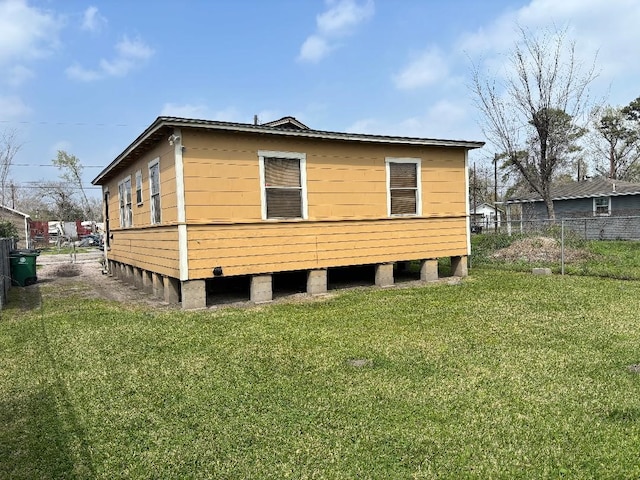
left=491, top=236, right=592, bottom=263
left=52, top=264, right=81, bottom=277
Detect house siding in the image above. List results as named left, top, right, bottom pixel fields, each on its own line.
left=181, top=130, right=466, bottom=223
left=523, top=195, right=640, bottom=220
left=0, top=208, right=28, bottom=247
left=102, top=141, right=180, bottom=274
left=187, top=217, right=467, bottom=278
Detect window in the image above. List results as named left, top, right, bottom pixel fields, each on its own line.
left=594, top=196, right=611, bottom=216
left=149, top=158, right=161, bottom=224
left=135, top=170, right=143, bottom=205
left=386, top=158, right=421, bottom=216
left=118, top=176, right=133, bottom=227
left=259, top=151, right=307, bottom=219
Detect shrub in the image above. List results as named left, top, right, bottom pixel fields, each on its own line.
left=0, top=220, right=18, bottom=239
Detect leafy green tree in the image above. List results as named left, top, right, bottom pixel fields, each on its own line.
left=589, top=105, right=640, bottom=180
left=53, top=150, right=91, bottom=218
left=0, top=219, right=18, bottom=238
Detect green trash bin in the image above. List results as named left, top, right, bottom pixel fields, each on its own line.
left=9, top=250, right=40, bottom=287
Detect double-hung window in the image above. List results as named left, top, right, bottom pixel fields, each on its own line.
left=135, top=170, right=143, bottom=205
left=386, top=158, right=421, bottom=216
left=259, top=151, right=307, bottom=219
left=149, top=158, right=161, bottom=224
left=594, top=196, right=611, bottom=216
left=118, top=176, right=133, bottom=227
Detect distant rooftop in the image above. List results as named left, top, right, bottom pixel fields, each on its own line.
left=506, top=178, right=640, bottom=203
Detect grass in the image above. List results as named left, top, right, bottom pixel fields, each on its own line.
left=2, top=270, right=640, bottom=478
left=471, top=233, right=640, bottom=279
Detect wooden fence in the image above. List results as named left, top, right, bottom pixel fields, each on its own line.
left=0, top=238, right=13, bottom=310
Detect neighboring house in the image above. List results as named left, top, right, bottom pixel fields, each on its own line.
left=92, top=116, right=484, bottom=308
left=505, top=178, right=640, bottom=220
left=470, top=202, right=504, bottom=229
left=0, top=205, right=30, bottom=248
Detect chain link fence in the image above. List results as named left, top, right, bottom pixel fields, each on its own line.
left=471, top=216, right=640, bottom=278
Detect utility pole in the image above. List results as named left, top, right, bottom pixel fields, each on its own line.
left=493, top=154, right=498, bottom=233
left=10, top=182, right=16, bottom=209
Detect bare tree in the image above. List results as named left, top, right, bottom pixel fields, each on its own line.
left=0, top=129, right=22, bottom=206
left=471, top=27, right=597, bottom=220
left=588, top=105, right=640, bottom=181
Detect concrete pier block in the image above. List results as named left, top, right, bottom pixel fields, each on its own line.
left=420, top=259, right=439, bottom=282
left=181, top=279, right=206, bottom=309
left=375, top=263, right=394, bottom=287
left=152, top=272, right=164, bottom=299
left=251, top=274, right=273, bottom=303
left=307, top=269, right=327, bottom=295
left=164, top=276, right=180, bottom=304
left=142, top=270, right=153, bottom=294
left=451, top=255, right=468, bottom=277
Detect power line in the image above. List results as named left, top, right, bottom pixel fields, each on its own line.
left=0, top=120, right=132, bottom=127
left=13, top=163, right=103, bottom=168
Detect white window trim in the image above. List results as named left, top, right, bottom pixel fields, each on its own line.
left=258, top=150, right=308, bottom=220
left=135, top=170, right=143, bottom=206
left=117, top=175, right=133, bottom=228
left=593, top=196, right=611, bottom=216
left=385, top=157, right=422, bottom=217
left=149, top=157, right=161, bottom=225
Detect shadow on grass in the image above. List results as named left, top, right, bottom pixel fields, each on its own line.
left=0, top=386, right=84, bottom=479
left=0, top=314, right=97, bottom=478
left=6, top=283, right=43, bottom=311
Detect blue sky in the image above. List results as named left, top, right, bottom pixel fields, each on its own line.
left=2, top=0, right=640, bottom=200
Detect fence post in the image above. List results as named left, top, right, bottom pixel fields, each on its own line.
left=561, top=219, right=565, bottom=276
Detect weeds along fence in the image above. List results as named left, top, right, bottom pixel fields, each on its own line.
left=0, top=238, right=13, bottom=310
left=472, top=216, right=640, bottom=276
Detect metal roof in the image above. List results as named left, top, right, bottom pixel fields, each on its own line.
left=505, top=178, right=640, bottom=203
left=92, top=116, right=485, bottom=185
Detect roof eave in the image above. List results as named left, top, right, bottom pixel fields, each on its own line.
left=92, top=116, right=485, bottom=185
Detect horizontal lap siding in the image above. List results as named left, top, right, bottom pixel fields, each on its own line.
left=182, top=131, right=468, bottom=223
left=108, top=226, right=180, bottom=277
left=187, top=218, right=467, bottom=278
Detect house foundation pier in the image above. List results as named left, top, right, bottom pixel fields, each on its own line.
left=307, top=269, right=327, bottom=295
left=451, top=255, right=468, bottom=277
left=375, top=263, right=394, bottom=287
left=420, top=259, right=439, bottom=281
left=152, top=272, right=164, bottom=299
left=164, top=276, right=180, bottom=304
left=181, top=279, right=206, bottom=309
left=251, top=274, right=273, bottom=303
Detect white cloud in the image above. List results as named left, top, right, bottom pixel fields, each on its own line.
left=7, top=65, right=34, bottom=87
left=81, top=6, right=106, bottom=33
left=298, top=0, right=374, bottom=63
left=65, top=63, right=102, bottom=82
left=299, top=35, right=332, bottom=64
left=393, top=47, right=450, bottom=90
left=160, top=103, right=242, bottom=122
left=458, top=0, right=640, bottom=103
left=317, top=0, right=374, bottom=36
left=0, top=95, right=31, bottom=119
left=0, top=0, right=62, bottom=66
left=67, top=35, right=154, bottom=81
left=347, top=99, right=476, bottom=140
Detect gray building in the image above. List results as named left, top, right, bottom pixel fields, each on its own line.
left=505, top=178, right=640, bottom=220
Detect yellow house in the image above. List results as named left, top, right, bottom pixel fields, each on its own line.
left=92, top=116, right=483, bottom=308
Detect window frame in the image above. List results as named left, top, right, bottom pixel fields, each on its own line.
left=149, top=157, right=161, bottom=225
left=117, top=175, right=133, bottom=228
left=258, top=150, right=308, bottom=220
left=385, top=157, right=422, bottom=217
left=593, top=196, right=611, bottom=216
left=135, top=170, right=143, bottom=206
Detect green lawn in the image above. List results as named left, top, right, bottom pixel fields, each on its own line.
left=2, top=270, right=640, bottom=478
